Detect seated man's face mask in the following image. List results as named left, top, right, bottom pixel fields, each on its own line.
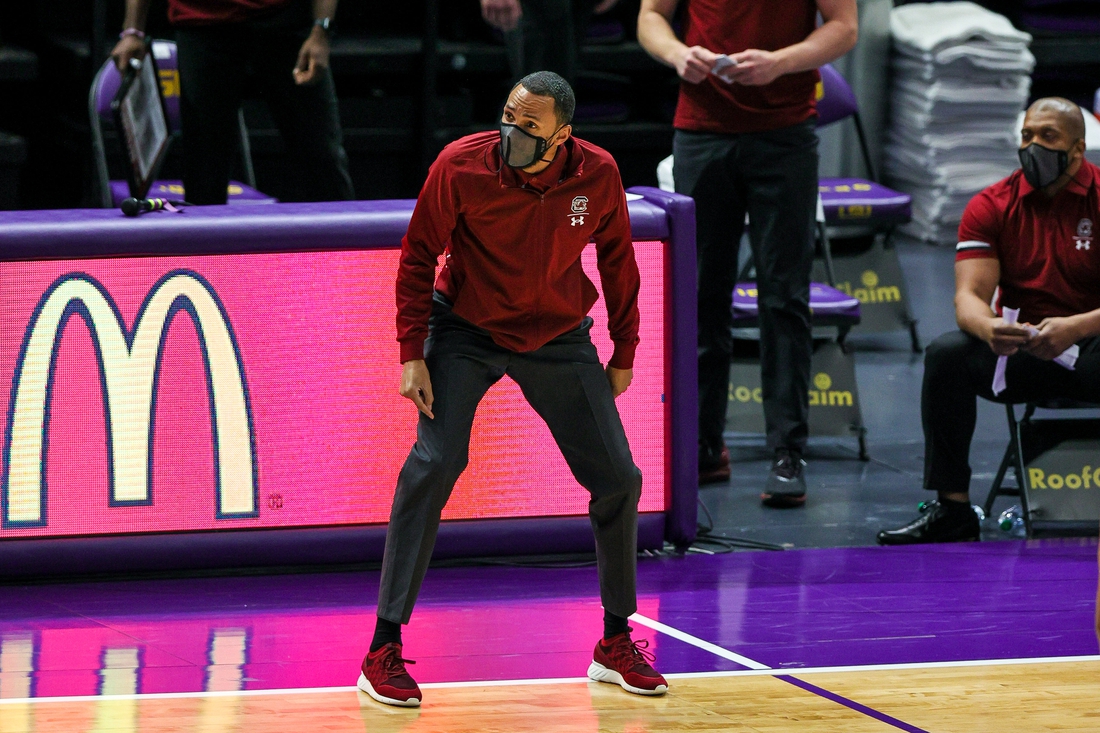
left=499, top=123, right=564, bottom=169
left=1018, top=140, right=1076, bottom=189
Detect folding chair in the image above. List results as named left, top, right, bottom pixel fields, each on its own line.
left=815, top=64, right=921, bottom=352
left=983, top=399, right=1100, bottom=535
left=89, top=39, right=275, bottom=208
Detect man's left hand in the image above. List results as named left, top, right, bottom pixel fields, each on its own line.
left=726, top=49, right=788, bottom=86
left=607, top=366, right=633, bottom=398
left=294, top=28, right=330, bottom=85
left=1025, top=316, right=1081, bottom=360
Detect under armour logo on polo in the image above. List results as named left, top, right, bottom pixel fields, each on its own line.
left=570, top=216, right=585, bottom=226
left=1077, top=239, right=1091, bottom=251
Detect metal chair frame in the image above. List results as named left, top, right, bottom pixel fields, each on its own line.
left=983, top=400, right=1100, bottom=535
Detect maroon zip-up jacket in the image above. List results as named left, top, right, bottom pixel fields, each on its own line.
left=396, top=131, right=641, bottom=369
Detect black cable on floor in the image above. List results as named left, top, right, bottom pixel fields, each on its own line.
left=693, top=497, right=786, bottom=552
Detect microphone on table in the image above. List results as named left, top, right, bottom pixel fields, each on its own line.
left=121, top=197, right=188, bottom=217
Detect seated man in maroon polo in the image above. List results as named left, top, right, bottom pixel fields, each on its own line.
left=879, top=98, right=1100, bottom=545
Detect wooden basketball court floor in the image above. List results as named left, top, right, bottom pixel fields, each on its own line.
left=1, top=540, right=1097, bottom=732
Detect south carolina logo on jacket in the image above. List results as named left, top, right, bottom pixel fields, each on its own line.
left=570, top=196, right=589, bottom=226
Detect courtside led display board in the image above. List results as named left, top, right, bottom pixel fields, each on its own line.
left=0, top=246, right=665, bottom=539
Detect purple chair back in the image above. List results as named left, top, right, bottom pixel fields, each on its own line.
left=815, top=64, right=859, bottom=128
left=92, top=40, right=181, bottom=134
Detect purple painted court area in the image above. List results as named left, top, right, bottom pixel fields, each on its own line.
left=0, top=541, right=1096, bottom=698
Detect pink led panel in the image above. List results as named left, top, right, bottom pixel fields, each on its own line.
left=0, top=244, right=665, bottom=538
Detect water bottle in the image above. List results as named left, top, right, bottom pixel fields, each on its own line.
left=998, top=505, right=1026, bottom=538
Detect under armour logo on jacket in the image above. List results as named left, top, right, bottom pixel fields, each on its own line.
left=571, top=216, right=585, bottom=226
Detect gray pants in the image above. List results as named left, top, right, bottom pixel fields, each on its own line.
left=673, top=121, right=818, bottom=455
left=377, top=296, right=642, bottom=624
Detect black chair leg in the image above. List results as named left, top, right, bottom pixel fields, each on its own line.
left=983, top=444, right=1015, bottom=517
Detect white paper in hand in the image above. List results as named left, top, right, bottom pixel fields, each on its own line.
left=711, top=54, right=737, bottom=83
left=991, top=307, right=1077, bottom=396
left=991, top=308, right=1018, bottom=396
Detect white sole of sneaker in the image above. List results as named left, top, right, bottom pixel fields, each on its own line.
left=357, top=672, right=421, bottom=707
left=586, top=661, right=668, bottom=696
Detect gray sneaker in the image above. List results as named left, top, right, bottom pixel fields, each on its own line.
left=761, top=449, right=806, bottom=508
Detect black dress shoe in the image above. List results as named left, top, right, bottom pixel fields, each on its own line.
left=761, top=449, right=806, bottom=508
left=877, top=500, right=980, bottom=545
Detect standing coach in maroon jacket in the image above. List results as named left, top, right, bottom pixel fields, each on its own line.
left=356, top=72, right=668, bottom=708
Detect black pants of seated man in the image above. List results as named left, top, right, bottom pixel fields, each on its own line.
left=175, top=1, right=354, bottom=205
left=376, top=295, right=643, bottom=625
left=923, top=330, right=1100, bottom=494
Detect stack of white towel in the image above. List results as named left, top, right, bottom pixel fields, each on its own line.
left=885, top=2, right=1034, bottom=245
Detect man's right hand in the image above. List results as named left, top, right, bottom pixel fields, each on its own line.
left=673, top=45, right=719, bottom=84
left=400, top=359, right=435, bottom=419
left=111, top=34, right=146, bottom=73
left=985, top=318, right=1033, bottom=356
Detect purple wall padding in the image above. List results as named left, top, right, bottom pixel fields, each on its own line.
left=0, top=514, right=666, bottom=580
left=628, top=187, right=699, bottom=548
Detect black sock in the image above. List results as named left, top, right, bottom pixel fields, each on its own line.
left=370, top=617, right=402, bottom=652
left=938, top=495, right=971, bottom=514
left=603, top=610, right=630, bottom=640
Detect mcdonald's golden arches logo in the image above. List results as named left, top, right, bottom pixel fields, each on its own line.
left=2, top=271, right=257, bottom=527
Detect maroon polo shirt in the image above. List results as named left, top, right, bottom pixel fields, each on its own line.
left=673, top=0, right=820, bottom=134
left=395, top=131, right=641, bottom=369
left=168, top=0, right=292, bottom=26
left=956, top=159, right=1100, bottom=324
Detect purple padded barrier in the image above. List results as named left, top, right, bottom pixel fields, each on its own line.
left=815, top=64, right=859, bottom=128
left=0, top=199, right=670, bottom=259
left=0, top=514, right=666, bottom=581
left=109, top=180, right=278, bottom=207
left=732, top=282, right=861, bottom=321
left=627, top=186, right=698, bottom=548
left=818, top=177, right=912, bottom=224
left=0, top=198, right=681, bottom=575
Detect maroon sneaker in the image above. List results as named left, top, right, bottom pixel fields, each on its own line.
left=699, top=444, right=731, bottom=484
left=358, top=643, right=421, bottom=707
left=588, top=630, right=668, bottom=695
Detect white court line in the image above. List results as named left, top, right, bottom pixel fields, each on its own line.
left=3, top=654, right=1099, bottom=705
left=629, top=613, right=771, bottom=670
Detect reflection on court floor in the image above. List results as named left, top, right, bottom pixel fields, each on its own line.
left=1, top=540, right=1097, bottom=731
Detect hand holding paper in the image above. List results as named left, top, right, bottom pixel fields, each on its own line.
left=992, top=307, right=1078, bottom=395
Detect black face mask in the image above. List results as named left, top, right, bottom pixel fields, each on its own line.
left=1018, top=142, right=1070, bottom=189
left=499, top=123, right=562, bottom=169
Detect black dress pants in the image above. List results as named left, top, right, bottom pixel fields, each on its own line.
left=922, top=330, right=1100, bottom=494
left=673, top=121, right=819, bottom=456
left=505, top=0, right=598, bottom=83
left=175, top=2, right=353, bottom=205
left=376, top=296, right=643, bottom=624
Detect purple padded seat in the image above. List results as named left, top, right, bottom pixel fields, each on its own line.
left=815, top=64, right=911, bottom=228
left=90, top=40, right=273, bottom=207
left=818, top=177, right=911, bottom=225
left=731, top=282, right=861, bottom=325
